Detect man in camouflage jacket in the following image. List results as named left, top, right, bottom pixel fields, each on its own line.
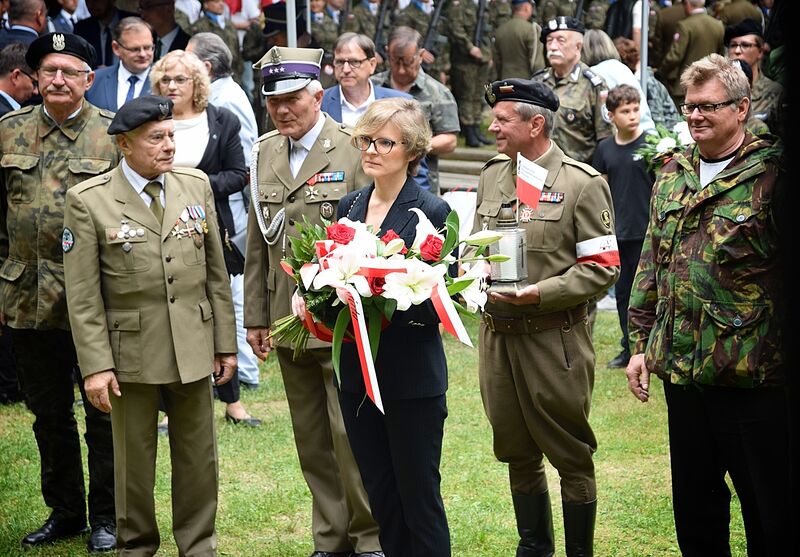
left=0, top=33, right=118, bottom=552
left=626, top=54, right=787, bottom=556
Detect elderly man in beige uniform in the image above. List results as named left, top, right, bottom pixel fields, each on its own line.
left=64, top=95, right=238, bottom=557
left=243, top=46, right=382, bottom=557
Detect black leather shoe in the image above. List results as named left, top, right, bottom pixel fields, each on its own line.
left=87, top=523, right=116, bottom=554
left=225, top=412, right=263, bottom=427
left=607, top=351, right=630, bottom=368
left=309, top=552, right=353, bottom=557
left=21, top=515, right=88, bottom=547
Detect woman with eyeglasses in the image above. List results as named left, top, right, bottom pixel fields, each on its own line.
left=149, top=50, right=262, bottom=428
left=309, top=97, right=453, bottom=556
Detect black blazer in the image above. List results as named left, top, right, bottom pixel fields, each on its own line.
left=73, top=10, right=137, bottom=68
left=336, top=177, right=452, bottom=400
left=0, top=27, right=38, bottom=50
left=0, top=94, right=16, bottom=117
left=161, top=26, right=191, bottom=56
left=195, top=103, right=247, bottom=274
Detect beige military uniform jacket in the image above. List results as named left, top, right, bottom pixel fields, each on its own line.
left=243, top=115, right=369, bottom=348
left=473, top=141, right=619, bottom=316
left=64, top=166, right=237, bottom=384
left=0, top=102, right=119, bottom=330
left=534, top=62, right=612, bottom=164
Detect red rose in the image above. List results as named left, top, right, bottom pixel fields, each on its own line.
left=380, top=229, right=408, bottom=254
left=368, top=276, right=386, bottom=296
left=327, top=223, right=356, bottom=244
left=419, top=234, right=444, bottom=262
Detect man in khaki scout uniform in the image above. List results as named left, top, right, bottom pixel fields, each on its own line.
left=656, top=0, right=724, bottom=103
left=243, top=46, right=382, bottom=557
left=533, top=16, right=611, bottom=164
left=494, top=0, right=545, bottom=80
left=64, top=95, right=238, bottom=557
left=474, top=78, right=619, bottom=557
left=0, top=32, right=118, bottom=553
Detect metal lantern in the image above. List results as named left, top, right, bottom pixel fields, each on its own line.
left=488, top=202, right=529, bottom=295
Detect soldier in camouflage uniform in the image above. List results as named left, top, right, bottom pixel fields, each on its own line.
left=0, top=33, right=118, bottom=552
left=490, top=0, right=513, bottom=29
left=533, top=16, right=611, bottom=164
left=393, top=0, right=450, bottom=83
left=536, top=0, right=579, bottom=25
left=582, top=0, right=610, bottom=29
left=446, top=0, right=494, bottom=147
left=343, top=0, right=382, bottom=38
left=190, top=0, right=244, bottom=85
left=627, top=54, right=788, bottom=557
left=311, top=0, right=341, bottom=87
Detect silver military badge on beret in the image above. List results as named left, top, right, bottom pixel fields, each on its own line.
left=159, top=103, right=169, bottom=116
left=484, top=83, right=496, bottom=104
left=548, top=19, right=557, bottom=31
left=53, top=34, right=66, bottom=51
left=320, top=202, right=334, bottom=219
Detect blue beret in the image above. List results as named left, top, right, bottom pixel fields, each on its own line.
left=107, top=95, right=173, bottom=135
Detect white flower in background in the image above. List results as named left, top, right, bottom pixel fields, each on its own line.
left=673, top=121, right=695, bottom=145
left=656, top=136, right=677, bottom=152
left=455, top=263, right=489, bottom=313
left=312, top=243, right=372, bottom=298
left=409, top=208, right=444, bottom=250
left=381, top=258, right=447, bottom=311
left=463, top=229, right=503, bottom=248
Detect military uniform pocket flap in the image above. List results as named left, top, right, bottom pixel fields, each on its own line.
left=304, top=183, right=347, bottom=204
left=259, top=183, right=285, bottom=204
left=0, top=258, right=26, bottom=281
left=656, top=199, right=684, bottom=222
left=199, top=298, right=213, bottom=321
left=104, top=228, right=148, bottom=244
left=68, top=158, right=113, bottom=175
left=106, top=310, right=141, bottom=331
left=0, top=153, right=39, bottom=170
left=703, top=301, right=766, bottom=330
left=531, top=204, right=565, bottom=222
left=712, top=202, right=756, bottom=224
left=476, top=199, right=502, bottom=218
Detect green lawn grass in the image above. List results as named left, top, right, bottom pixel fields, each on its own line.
left=0, top=312, right=747, bottom=556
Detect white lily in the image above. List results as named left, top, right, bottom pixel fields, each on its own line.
left=409, top=208, right=444, bottom=250
left=382, top=258, right=447, bottom=311
left=455, top=262, right=488, bottom=313
left=336, top=217, right=379, bottom=257
left=382, top=237, right=406, bottom=257
left=463, top=229, right=503, bottom=247
left=673, top=121, right=695, bottom=145
left=312, top=244, right=373, bottom=298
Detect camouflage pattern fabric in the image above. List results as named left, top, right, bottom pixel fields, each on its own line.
left=628, top=133, right=785, bottom=388
left=0, top=103, right=120, bottom=330
left=644, top=67, right=681, bottom=129
left=536, top=0, right=579, bottom=25
left=533, top=62, right=612, bottom=164
left=393, top=2, right=450, bottom=81
left=583, top=0, right=610, bottom=29
left=343, top=1, right=380, bottom=37
left=311, top=10, right=340, bottom=55
left=190, top=13, right=245, bottom=85
left=489, top=0, right=512, bottom=30
left=750, top=74, right=783, bottom=135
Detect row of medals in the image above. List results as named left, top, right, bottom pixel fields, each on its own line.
left=117, top=221, right=145, bottom=253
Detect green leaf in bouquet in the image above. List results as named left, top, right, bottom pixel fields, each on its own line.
left=366, top=305, right=382, bottom=361
left=447, top=277, right=475, bottom=296
left=440, top=210, right=461, bottom=261
left=452, top=298, right=479, bottom=320
left=331, top=306, right=352, bottom=384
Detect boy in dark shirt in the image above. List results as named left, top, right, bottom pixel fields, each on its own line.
left=592, top=84, right=655, bottom=368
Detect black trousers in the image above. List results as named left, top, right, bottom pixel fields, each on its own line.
left=11, top=328, right=115, bottom=527
left=615, top=238, right=644, bottom=354
left=339, top=391, right=451, bottom=557
left=663, top=382, right=790, bottom=557
left=0, top=325, right=21, bottom=403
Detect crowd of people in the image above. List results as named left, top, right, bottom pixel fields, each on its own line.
left=0, top=0, right=790, bottom=556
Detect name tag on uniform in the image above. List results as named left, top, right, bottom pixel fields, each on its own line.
left=539, top=191, right=565, bottom=203
left=307, top=171, right=345, bottom=186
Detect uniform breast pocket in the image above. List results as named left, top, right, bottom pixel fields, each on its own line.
left=106, top=310, right=142, bottom=374
left=653, top=198, right=685, bottom=265
left=303, top=184, right=347, bottom=222
left=1, top=153, right=39, bottom=204
left=67, top=158, right=113, bottom=187
left=525, top=204, right=565, bottom=252
left=104, top=230, right=151, bottom=273
left=710, top=202, right=774, bottom=264
left=179, top=235, right=207, bottom=266
left=475, top=199, right=502, bottom=230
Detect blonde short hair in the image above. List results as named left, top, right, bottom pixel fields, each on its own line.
left=680, top=54, right=750, bottom=117
left=352, top=97, right=431, bottom=176
left=149, top=50, right=211, bottom=112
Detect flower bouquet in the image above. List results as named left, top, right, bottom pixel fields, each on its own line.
left=270, top=208, right=507, bottom=412
left=635, top=121, right=695, bottom=171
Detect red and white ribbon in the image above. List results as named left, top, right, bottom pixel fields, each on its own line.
left=431, top=277, right=473, bottom=347
left=575, top=235, right=621, bottom=267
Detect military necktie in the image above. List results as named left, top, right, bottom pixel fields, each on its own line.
left=124, top=75, right=138, bottom=104
left=144, top=181, right=164, bottom=223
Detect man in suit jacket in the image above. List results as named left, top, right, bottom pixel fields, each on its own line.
left=0, top=0, right=47, bottom=50
left=0, top=42, right=36, bottom=115
left=73, top=0, right=135, bottom=67
left=86, top=16, right=152, bottom=111
left=64, top=95, right=238, bottom=556
left=244, top=46, right=382, bottom=557
left=50, top=0, right=80, bottom=33
left=138, top=0, right=190, bottom=61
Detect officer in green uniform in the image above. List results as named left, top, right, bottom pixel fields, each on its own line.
left=718, top=0, right=763, bottom=25
left=446, top=0, right=494, bottom=146
left=243, top=46, right=382, bottom=557
left=533, top=16, right=611, bottom=164
left=393, top=0, right=450, bottom=84
left=494, top=0, right=545, bottom=80
left=475, top=78, right=618, bottom=557
left=490, top=0, right=514, bottom=29
left=626, top=54, right=787, bottom=557
left=656, top=0, right=724, bottom=103
left=536, top=0, right=578, bottom=25
left=191, top=0, right=244, bottom=85
left=0, top=32, right=118, bottom=553
left=64, top=95, right=238, bottom=557
left=583, top=0, right=610, bottom=29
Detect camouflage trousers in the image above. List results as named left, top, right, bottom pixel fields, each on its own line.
left=450, top=59, right=491, bottom=126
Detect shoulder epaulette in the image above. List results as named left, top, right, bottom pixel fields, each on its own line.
left=71, top=171, right=114, bottom=194
left=582, top=68, right=604, bottom=88
left=171, top=167, right=208, bottom=180
left=483, top=153, right=512, bottom=169
left=255, top=129, right=281, bottom=144
left=562, top=155, right=601, bottom=176
left=0, top=104, right=35, bottom=123
left=532, top=68, right=549, bottom=80
left=98, top=108, right=116, bottom=119
left=337, top=123, right=354, bottom=136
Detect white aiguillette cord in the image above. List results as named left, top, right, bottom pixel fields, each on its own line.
left=250, top=142, right=285, bottom=247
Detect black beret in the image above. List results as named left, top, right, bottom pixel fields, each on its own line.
left=26, top=33, right=96, bottom=69
left=540, top=16, right=585, bottom=43
left=107, top=95, right=173, bottom=135
left=724, top=18, right=763, bottom=46
left=484, top=78, right=560, bottom=111
left=263, top=2, right=307, bottom=37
